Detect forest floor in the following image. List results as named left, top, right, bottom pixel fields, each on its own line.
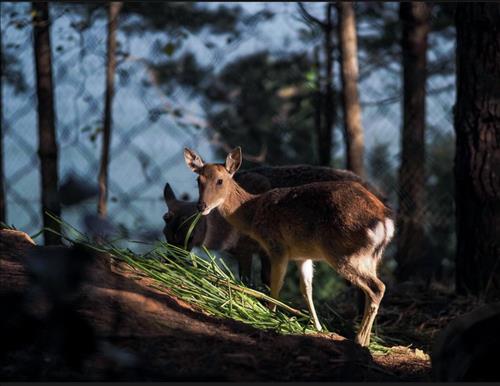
left=0, top=229, right=479, bottom=381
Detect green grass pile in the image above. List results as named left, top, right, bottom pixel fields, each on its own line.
left=43, top=214, right=319, bottom=335
left=27, top=213, right=397, bottom=353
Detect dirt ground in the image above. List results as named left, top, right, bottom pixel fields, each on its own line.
left=0, top=229, right=430, bottom=381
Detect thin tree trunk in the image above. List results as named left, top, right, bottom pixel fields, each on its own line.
left=32, top=2, right=60, bottom=245
left=395, top=2, right=430, bottom=281
left=455, top=4, right=500, bottom=298
left=98, top=2, right=122, bottom=218
left=0, top=32, right=5, bottom=223
left=313, top=45, right=323, bottom=165
left=337, top=1, right=364, bottom=177
left=319, top=2, right=335, bottom=167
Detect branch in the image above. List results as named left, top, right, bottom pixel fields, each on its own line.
left=297, top=2, right=326, bottom=29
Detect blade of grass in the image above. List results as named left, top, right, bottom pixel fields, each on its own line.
left=183, top=212, right=202, bottom=250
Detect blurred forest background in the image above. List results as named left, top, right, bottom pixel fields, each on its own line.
left=1, top=2, right=497, bottom=304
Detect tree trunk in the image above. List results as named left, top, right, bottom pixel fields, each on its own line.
left=98, top=2, right=122, bottom=218
left=0, top=32, right=5, bottom=223
left=395, top=2, right=430, bottom=281
left=32, top=2, right=60, bottom=245
left=454, top=4, right=500, bottom=297
left=313, top=45, right=323, bottom=165
left=337, top=1, right=364, bottom=177
left=319, top=2, right=335, bottom=167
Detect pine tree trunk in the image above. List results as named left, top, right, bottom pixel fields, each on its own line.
left=455, top=4, right=500, bottom=297
left=0, top=31, right=5, bottom=223
left=319, top=2, right=335, bottom=166
left=32, top=2, right=61, bottom=244
left=337, top=1, right=364, bottom=177
left=98, top=2, right=122, bottom=218
left=395, top=2, right=430, bottom=281
left=313, top=45, right=323, bottom=165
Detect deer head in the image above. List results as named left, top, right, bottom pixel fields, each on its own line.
left=162, top=182, right=203, bottom=249
left=184, top=147, right=242, bottom=215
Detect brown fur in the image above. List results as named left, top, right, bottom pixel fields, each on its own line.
left=163, top=164, right=387, bottom=285
left=218, top=180, right=389, bottom=261
left=184, top=147, right=394, bottom=347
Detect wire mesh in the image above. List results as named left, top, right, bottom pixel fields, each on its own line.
left=1, top=2, right=456, bottom=275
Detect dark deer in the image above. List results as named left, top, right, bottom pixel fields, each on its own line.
left=184, top=147, right=394, bottom=347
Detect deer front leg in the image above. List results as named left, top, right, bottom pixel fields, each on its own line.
left=268, top=257, right=288, bottom=312
left=259, top=252, right=271, bottom=288
left=237, top=251, right=253, bottom=287
left=297, top=259, right=322, bottom=331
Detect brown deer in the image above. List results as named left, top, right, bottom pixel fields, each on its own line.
left=183, top=147, right=394, bottom=347
left=163, top=164, right=386, bottom=286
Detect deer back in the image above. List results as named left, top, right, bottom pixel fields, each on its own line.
left=233, top=180, right=392, bottom=260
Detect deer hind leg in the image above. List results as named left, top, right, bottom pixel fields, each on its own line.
left=358, top=275, right=385, bottom=347
left=336, top=254, right=385, bottom=347
left=297, top=259, right=322, bottom=331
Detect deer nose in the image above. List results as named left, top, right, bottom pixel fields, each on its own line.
left=197, top=202, right=207, bottom=212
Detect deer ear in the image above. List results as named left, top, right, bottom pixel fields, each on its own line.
left=163, top=183, right=176, bottom=202
left=225, top=147, right=242, bottom=176
left=184, top=148, right=204, bottom=174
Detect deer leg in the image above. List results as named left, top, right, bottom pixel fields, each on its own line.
left=268, top=257, right=288, bottom=312
left=297, top=259, right=322, bottom=331
left=336, top=255, right=385, bottom=347
left=237, top=252, right=253, bottom=287
left=260, top=252, right=271, bottom=288
left=356, top=276, right=385, bottom=347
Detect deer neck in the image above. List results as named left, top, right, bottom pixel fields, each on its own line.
left=217, top=180, right=258, bottom=234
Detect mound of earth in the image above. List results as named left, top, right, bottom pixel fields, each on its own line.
left=0, top=229, right=430, bottom=381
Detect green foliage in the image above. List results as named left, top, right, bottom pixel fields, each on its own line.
left=151, top=52, right=212, bottom=94
left=203, top=51, right=318, bottom=165
left=157, top=40, right=342, bottom=167
left=2, top=42, right=28, bottom=94
left=356, top=2, right=455, bottom=79
left=121, top=3, right=243, bottom=36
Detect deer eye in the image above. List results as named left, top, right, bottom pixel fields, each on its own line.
left=216, top=179, right=223, bottom=186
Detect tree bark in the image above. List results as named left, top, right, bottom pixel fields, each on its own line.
left=319, top=2, right=335, bottom=167
left=454, top=4, right=500, bottom=297
left=313, top=45, right=323, bottom=165
left=395, top=2, right=430, bottom=281
left=32, top=2, right=60, bottom=244
left=0, top=31, right=5, bottom=223
left=337, top=1, right=364, bottom=177
left=98, top=2, right=122, bottom=218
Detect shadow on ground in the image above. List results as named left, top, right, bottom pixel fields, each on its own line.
left=0, top=229, right=429, bottom=381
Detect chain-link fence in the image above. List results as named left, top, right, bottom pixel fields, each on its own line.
left=1, top=2, right=456, bottom=276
